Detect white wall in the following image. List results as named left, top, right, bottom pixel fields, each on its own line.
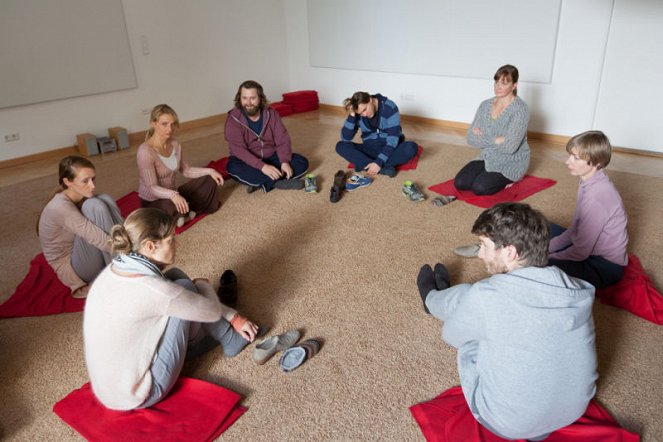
left=2, top=0, right=661, bottom=161
left=285, top=0, right=662, bottom=153
left=0, top=0, right=290, bottom=161
left=594, top=0, right=663, bottom=152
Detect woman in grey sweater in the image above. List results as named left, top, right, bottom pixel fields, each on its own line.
left=454, top=64, right=530, bottom=195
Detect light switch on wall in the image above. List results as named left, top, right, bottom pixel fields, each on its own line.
left=140, top=35, right=150, bottom=55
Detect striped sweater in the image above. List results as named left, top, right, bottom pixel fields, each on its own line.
left=340, top=94, right=405, bottom=167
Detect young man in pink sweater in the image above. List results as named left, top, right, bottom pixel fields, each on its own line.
left=548, top=130, right=629, bottom=288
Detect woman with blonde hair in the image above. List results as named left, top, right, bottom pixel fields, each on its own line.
left=84, top=208, right=261, bottom=410
left=137, top=104, right=224, bottom=227
left=38, top=155, right=123, bottom=297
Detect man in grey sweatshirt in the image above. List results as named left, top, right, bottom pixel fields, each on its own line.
left=417, top=203, right=598, bottom=441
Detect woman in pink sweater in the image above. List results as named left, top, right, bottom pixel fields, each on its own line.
left=38, top=156, right=123, bottom=297
left=137, top=104, right=224, bottom=227
left=84, top=208, right=261, bottom=410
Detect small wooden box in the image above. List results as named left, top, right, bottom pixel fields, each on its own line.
left=76, top=133, right=99, bottom=156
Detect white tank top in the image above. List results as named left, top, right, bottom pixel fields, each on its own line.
left=158, top=150, right=178, bottom=171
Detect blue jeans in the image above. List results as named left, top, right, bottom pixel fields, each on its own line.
left=548, top=224, right=624, bottom=288
left=226, top=152, right=309, bottom=192
left=335, top=139, right=418, bottom=171
left=138, top=268, right=248, bottom=409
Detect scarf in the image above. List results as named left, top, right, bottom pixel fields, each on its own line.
left=112, top=252, right=163, bottom=278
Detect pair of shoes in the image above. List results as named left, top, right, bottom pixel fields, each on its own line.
left=330, top=170, right=346, bottom=203
left=246, top=185, right=260, bottom=194
left=279, top=339, right=322, bottom=372
left=345, top=174, right=372, bottom=191
left=431, top=195, right=457, bottom=206
left=402, top=180, right=425, bottom=202
left=379, top=166, right=397, bottom=177
left=304, top=174, right=318, bottom=193
left=217, top=270, right=238, bottom=307
left=453, top=244, right=480, bottom=258
left=253, top=329, right=301, bottom=365
left=274, top=178, right=304, bottom=190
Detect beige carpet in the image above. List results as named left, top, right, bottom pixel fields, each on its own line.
left=1, top=110, right=662, bottom=441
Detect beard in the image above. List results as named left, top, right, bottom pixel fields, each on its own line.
left=243, top=104, right=260, bottom=117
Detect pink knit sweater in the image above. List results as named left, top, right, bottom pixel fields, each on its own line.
left=137, top=140, right=214, bottom=201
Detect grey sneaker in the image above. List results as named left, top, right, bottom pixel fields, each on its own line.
left=453, top=244, right=480, bottom=258
left=402, top=180, right=425, bottom=202
left=304, top=174, right=318, bottom=193
left=246, top=185, right=260, bottom=194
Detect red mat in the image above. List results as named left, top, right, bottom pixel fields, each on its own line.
left=348, top=145, right=423, bottom=172
left=53, top=377, right=246, bottom=442
left=270, top=102, right=294, bottom=117
left=1, top=190, right=211, bottom=319
left=428, top=175, right=556, bottom=208
left=596, top=254, right=663, bottom=325
left=410, top=386, right=639, bottom=442
left=206, top=156, right=230, bottom=180
left=0, top=253, right=82, bottom=318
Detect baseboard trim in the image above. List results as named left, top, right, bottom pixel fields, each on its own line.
left=0, top=113, right=228, bottom=170
left=0, top=145, right=79, bottom=170
left=318, top=103, right=663, bottom=156
left=2, top=108, right=660, bottom=169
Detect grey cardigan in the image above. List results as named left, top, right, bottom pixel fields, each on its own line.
left=466, top=96, right=530, bottom=181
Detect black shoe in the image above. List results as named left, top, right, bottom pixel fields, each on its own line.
left=330, top=170, right=346, bottom=203
left=218, top=270, right=238, bottom=307
left=246, top=185, right=260, bottom=194
left=379, top=166, right=397, bottom=177
left=274, top=178, right=304, bottom=190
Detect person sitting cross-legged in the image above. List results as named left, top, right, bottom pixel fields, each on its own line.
left=224, top=80, right=309, bottom=193
left=335, top=91, right=418, bottom=178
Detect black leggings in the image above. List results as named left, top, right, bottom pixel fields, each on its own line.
left=454, top=160, right=513, bottom=195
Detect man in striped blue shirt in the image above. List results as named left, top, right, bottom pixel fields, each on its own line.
left=336, top=92, right=418, bottom=178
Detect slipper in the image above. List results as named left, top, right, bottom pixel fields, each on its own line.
left=253, top=330, right=301, bottom=365
left=279, top=339, right=322, bottom=372
left=431, top=195, right=456, bottom=206
left=453, top=244, right=480, bottom=258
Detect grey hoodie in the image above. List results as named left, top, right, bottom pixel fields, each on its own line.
left=426, top=266, right=598, bottom=440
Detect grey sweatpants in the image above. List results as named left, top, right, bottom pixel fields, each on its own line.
left=71, top=193, right=124, bottom=283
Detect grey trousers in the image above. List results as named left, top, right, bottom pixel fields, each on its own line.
left=138, top=268, right=250, bottom=409
left=71, top=193, right=124, bottom=283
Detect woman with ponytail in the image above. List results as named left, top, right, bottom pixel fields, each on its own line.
left=84, top=208, right=261, bottom=410
left=137, top=104, right=224, bottom=227
left=38, top=155, right=123, bottom=297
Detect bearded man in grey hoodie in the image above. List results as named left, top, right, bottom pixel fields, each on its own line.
left=418, top=202, right=598, bottom=441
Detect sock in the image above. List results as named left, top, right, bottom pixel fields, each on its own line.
left=434, top=263, right=451, bottom=290
left=417, top=264, right=435, bottom=314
